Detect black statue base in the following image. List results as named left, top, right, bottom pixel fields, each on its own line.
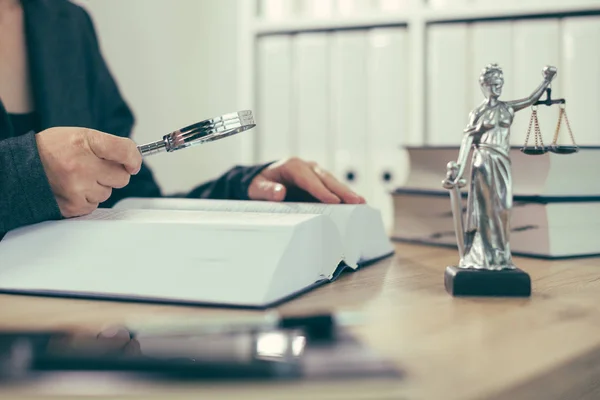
left=444, top=266, right=531, bottom=297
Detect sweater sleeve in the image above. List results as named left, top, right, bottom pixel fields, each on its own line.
left=0, top=131, right=62, bottom=234
left=183, top=162, right=274, bottom=200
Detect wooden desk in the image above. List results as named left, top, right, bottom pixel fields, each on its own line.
left=2, top=242, right=600, bottom=400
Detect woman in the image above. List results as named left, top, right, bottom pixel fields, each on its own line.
left=443, top=63, right=556, bottom=270
left=0, top=0, right=364, bottom=234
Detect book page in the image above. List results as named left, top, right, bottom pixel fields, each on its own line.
left=114, top=198, right=394, bottom=267
left=114, top=198, right=359, bottom=233
left=75, top=208, right=310, bottom=224
left=117, top=197, right=338, bottom=214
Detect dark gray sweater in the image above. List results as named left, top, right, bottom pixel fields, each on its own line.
left=0, top=0, right=270, bottom=235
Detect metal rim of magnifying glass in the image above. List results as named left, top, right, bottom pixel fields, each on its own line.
left=137, top=110, right=256, bottom=156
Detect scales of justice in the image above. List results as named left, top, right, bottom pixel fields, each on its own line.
left=441, top=63, right=577, bottom=297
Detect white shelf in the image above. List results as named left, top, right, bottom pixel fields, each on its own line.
left=253, top=1, right=600, bottom=35
left=245, top=0, right=600, bottom=224
left=426, top=1, right=600, bottom=23
left=254, top=13, right=409, bottom=35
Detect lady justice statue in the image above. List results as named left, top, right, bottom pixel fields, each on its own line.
left=442, top=63, right=557, bottom=297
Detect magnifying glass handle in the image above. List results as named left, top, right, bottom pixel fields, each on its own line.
left=138, top=139, right=167, bottom=157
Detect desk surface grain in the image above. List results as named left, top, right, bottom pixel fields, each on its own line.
left=2, top=242, right=600, bottom=400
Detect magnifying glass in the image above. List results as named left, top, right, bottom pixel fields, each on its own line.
left=137, top=110, right=256, bottom=157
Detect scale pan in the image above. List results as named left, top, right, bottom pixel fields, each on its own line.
left=548, top=145, right=579, bottom=155
left=520, top=147, right=548, bottom=155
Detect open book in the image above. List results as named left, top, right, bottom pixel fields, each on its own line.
left=0, top=198, right=393, bottom=308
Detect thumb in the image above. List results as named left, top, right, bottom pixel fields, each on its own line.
left=86, top=129, right=142, bottom=175
left=248, top=175, right=286, bottom=202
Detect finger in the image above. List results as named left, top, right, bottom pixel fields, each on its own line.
left=85, top=183, right=112, bottom=205
left=86, top=129, right=142, bottom=175
left=96, top=159, right=132, bottom=189
left=98, top=325, right=132, bottom=341
left=312, top=165, right=365, bottom=204
left=248, top=174, right=287, bottom=202
left=288, top=163, right=341, bottom=204
left=97, top=325, right=134, bottom=351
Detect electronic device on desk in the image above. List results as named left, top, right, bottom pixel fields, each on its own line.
left=0, top=326, right=306, bottom=381
left=0, top=312, right=400, bottom=384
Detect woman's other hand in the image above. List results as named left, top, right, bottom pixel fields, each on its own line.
left=248, top=157, right=366, bottom=204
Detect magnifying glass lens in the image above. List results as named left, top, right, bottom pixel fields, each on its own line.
left=137, top=110, right=256, bottom=157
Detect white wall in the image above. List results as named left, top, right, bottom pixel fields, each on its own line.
left=75, top=0, right=249, bottom=195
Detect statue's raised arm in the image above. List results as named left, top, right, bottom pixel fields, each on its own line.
left=506, top=66, right=557, bottom=112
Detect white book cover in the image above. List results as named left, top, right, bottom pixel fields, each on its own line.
left=401, top=146, right=600, bottom=197
left=391, top=189, right=600, bottom=258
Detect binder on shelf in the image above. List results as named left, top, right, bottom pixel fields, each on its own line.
left=511, top=19, right=561, bottom=147
left=259, top=0, right=296, bottom=20
left=330, top=30, right=371, bottom=200
left=426, top=23, right=470, bottom=145
left=293, top=32, right=333, bottom=170
left=377, top=0, right=409, bottom=12
left=562, top=16, right=600, bottom=146
left=367, top=27, right=410, bottom=231
left=336, top=0, right=374, bottom=16
left=427, top=0, right=471, bottom=8
left=469, top=21, right=514, bottom=109
left=297, top=0, right=335, bottom=18
left=257, top=35, right=294, bottom=163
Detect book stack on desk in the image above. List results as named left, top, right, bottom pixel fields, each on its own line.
left=0, top=198, right=394, bottom=308
left=390, top=146, right=600, bottom=259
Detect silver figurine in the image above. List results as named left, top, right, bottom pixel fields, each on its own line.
left=442, top=64, right=557, bottom=270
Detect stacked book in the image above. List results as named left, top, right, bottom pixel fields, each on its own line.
left=390, top=146, right=600, bottom=259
